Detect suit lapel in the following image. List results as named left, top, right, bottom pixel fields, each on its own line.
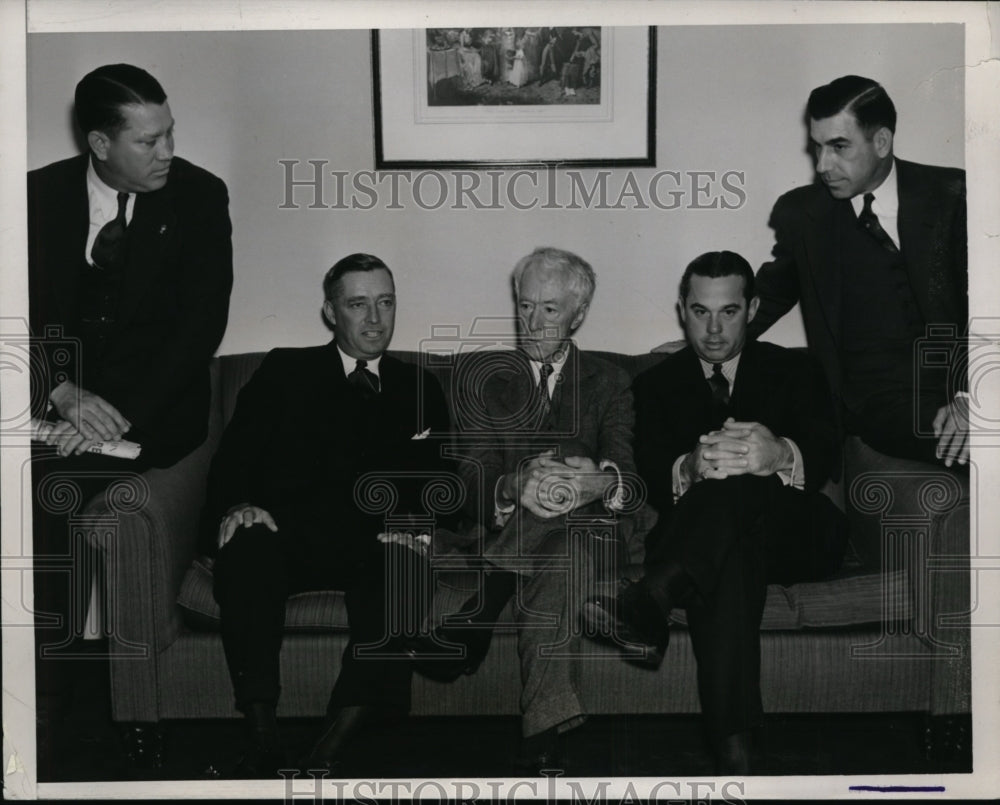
left=895, top=159, right=940, bottom=323
left=117, top=182, right=177, bottom=328
left=498, top=349, right=536, bottom=425
left=48, top=156, right=91, bottom=325
left=801, top=185, right=850, bottom=347
left=731, top=341, right=765, bottom=420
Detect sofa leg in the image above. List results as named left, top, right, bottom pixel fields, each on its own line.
left=922, top=714, right=971, bottom=764
left=119, top=723, right=165, bottom=768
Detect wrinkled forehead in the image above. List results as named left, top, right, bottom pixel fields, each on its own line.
left=518, top=264, right=577, bottom=301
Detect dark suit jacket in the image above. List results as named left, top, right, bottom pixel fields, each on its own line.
left=632, top=340, right=839, bottom=518
left=28, top=153, right=233, bottom=466
left=201, top=343, right=452, bottom=557
left=750, top=158, right=967, bottom=404
left=457, top=344, right=635, bottom=528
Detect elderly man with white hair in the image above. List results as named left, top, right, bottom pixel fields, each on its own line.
left=407, top=246, right=638, bottom=772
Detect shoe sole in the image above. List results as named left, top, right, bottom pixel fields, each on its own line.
left=581, top=601, right=665, bottom=670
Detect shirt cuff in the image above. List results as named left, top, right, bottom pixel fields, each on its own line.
left=671, top=453, right=690, bottom=501
left=598, top=459, right=624, bottom=511
left=776, top=437, right=805, bottom=490
left=493, top=474, right=516, bottom=528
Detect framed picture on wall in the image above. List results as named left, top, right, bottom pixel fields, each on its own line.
left=372, top=26, right=656, bottom=169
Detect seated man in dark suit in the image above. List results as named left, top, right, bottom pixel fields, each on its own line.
left=408, top=247, right=636, bottom=771
left=28, top=63, right=232, bottom=731
left=204, top=254, right=451, bottom=776
left=584, top=251, right=847, bottom=773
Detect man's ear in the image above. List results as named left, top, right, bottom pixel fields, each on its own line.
left=873, top=126, right=893, bottom=159
left=87, top=130, right=110, bottom=161
left=322, top=299, right=337, bottom=329
left=747, top=295, right=760, bottom=323
left=570, top=302, right=589, bottom=331
left=677, top=300, right=687, bottom=324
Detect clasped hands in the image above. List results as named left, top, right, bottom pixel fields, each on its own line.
left=44, top=380, right=131, bottom=457
left=503, top=449, right=611, bottom=519
left=682, top=417, right=792, bottom=484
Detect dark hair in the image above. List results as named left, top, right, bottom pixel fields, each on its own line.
left=74, top=64, right=167, bottom=136
left=323, top=253, right=393, bottom=301
left=806, top=75, right=897, bottom=135
left=679, top=251, right=755, bottom=303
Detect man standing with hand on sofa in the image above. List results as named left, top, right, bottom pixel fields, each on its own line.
left=407, top=247, right=637, bottom=772
left=28, top=63, right=233, bottom=749
left=750, top=75, right=968, bottom=468
left=585, top=252, right=847, bottom=773
left=205, top=254, right=451, bottom=776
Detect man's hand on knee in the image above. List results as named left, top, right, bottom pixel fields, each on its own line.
left=218, top=503, right=278, bottom=549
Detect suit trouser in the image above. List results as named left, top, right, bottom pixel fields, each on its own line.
left=643, top=475, right=846, bottom=740
left=31, top=447, right=152, bottom=696
left=483, top=510, right=597, bottom=737
left=213, top=522, right=430, bottom=715
left=847, top=389, right=947, bottom=465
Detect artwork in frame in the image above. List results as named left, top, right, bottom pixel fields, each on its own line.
left=372, top=27, right=656, bottom=169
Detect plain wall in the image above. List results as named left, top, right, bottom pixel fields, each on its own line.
left=26, top=25, right=964, bottom=356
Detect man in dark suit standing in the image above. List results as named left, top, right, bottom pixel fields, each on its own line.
left=206, top=254, right=452, bottom=776
left=750, top=75, right=968, bottom=468
left=28, top=63, right=232, bottom=735
left=408, top=247, right=637, bottom=771
left=585, top=252, right=847, bottom=773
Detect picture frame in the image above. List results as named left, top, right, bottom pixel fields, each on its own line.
left=372, top=27, right=656, bottom=169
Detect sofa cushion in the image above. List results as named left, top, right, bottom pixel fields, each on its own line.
left=178, top=557, right=349, bottom=632
left=178, top=553, right=911, bottom=634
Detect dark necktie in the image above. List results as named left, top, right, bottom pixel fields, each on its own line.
left=348, top=359, right=380, bottom=395
left=91, top=191, right=130, bottom=271
left=708, top=362, right=730, bottom=408
left=536, top=362, right=554, bottom=425
left=858, top=192, right=899, bottom=254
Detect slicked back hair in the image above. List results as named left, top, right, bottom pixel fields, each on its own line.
left=75, top=63, right=168, bottom=137
left=806, top=75, right=897, bottom=135
left=511, top=247, right=596, bottom=312
left=323, top=253, right=394, bottom=302
left=679, top=251, right=755, bottom=304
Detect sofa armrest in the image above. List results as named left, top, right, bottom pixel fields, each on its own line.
left=84, top=435, right=214, bottom=723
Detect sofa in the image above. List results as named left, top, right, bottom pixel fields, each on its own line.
left=80, top=348, right=971, bottom=761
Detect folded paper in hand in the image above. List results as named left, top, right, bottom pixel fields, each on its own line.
left=31, top=418, right=142, bottom=460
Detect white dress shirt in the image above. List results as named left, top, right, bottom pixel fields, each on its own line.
left=86, top=157, right=136, bottom=266
left=337, top=345, right=382, bottom=382
left=850, top=159, right=899, bottom=250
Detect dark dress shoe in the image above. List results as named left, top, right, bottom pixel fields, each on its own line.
left=581, top=579, right=669, bottom=669
left=715, top=731, right=752, bottom=775
left=404, top=621, right=495, bottom=682
left=229, top=744, right=288, bottom=779
left=514, top=727, right=562, bottom=774
left=297, top=704, right=380, bottom=772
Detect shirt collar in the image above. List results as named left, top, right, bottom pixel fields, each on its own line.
left=527, top=345, right=570, bottom=382
left=337, top=345, right=382, bottom=379
left=87, top=155, right=135, bottom=224
left=850, top=158, right=898, bottom=219
left=698, top=351, right=741, bottom=387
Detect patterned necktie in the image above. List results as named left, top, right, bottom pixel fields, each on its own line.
left=858, top=192, right=899, bottom=254
left=708, top=362, right=730, bottom=408
left=91, top=191, right=130, bottom=270
left=536, top=362, right=554, bottom=424
left=348, top=359, right=380, bottom=395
